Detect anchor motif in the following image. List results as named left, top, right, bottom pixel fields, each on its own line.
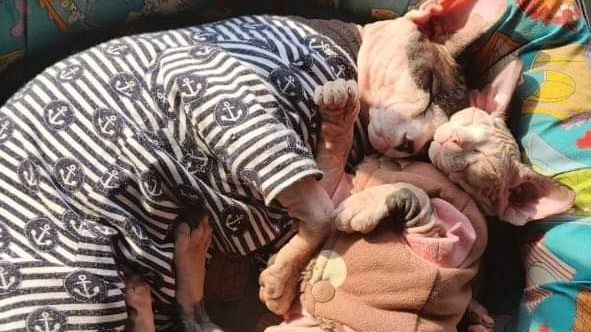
left=54, top=158, right=84, bottom=192
left=58, top=65, right=83, bottom=81
left=192, top=32, right=219, bottom=42
left=222, top=207, right=248, bottom=236
left=111, top=73, right=141, bottom=98
left=93, top=109, right=122, bottom=139
left=177, top=74, right=207, bottom=99
left=70, top=218, right=96, bottom=239
left=65, top=271, right=106, bottom=303
left=31, top=224, right=53, bottom=246
left=277, top=75, right=296, bottom=95
left=26, top=218, right=58, bottom=250
left=327, top=56, right=354, bottom=79
left=93, top=224, right=118, bottom=237
left=61, top=165, right=78, bottom=187
left=269, top=69, right=303, bottom=101
left=130, top=224, right=148, bottom=241
left=44, top=101, right=73, bottom=129
left=18, top=158, right=39, bottom=192
left=26, top=307, right=65, bottom=332
left=214, top=99, right=247, bottom=126
left=140, top=171, right=163, bottom=199
left=96, top=167, right=126, bottom=194
left=105, top=44, right=130, bottom=56
left=305, top=35, right=337, bottom=57
left=0, top=116, right=14, bottom=143
left=63, top=211, right=99, bottom=240
left=191, top=45, right=216, bottom=60
left=73, top=274, right=99, bottom=299
left=0, top=264, right=20, bottom=294
left=183, top=151, right=209, bottom=174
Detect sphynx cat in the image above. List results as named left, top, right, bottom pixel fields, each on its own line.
left=260, top=0, right=510, bottom=317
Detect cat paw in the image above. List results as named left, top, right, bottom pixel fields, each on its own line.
left=259, top=261, right=299, bottom=315
left=314, top=79, right=360, bottom=139
left=334, top=184, right=431, bottom=233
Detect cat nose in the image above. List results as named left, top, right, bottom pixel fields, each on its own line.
left=395, top=135, right=414, bottom=154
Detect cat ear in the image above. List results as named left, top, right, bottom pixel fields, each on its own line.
left=405, top=0, right=448, bottom=25
left=500, top=160, right=575, bottom=225
left=406, top=0, right=507, bottom=56
left=469, top=60, right=523, bottom=118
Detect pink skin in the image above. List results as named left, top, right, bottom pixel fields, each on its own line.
left=260, top=0, right=511, bottom=319
left=429, top=60, right=575, bottom=226
left=124, top=274, right=156, bottom=332
left=361, top=0, right=509, bottom=157
left=269, top=79, right=489, bottom=332
left=259, top=79, right=357, bottom=315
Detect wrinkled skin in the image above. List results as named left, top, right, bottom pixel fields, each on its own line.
left=260, top=0, right=511, bottom=320
left=268, top=78, right=492, bottom=332
left=361, top=0, right=510, bottom=157
left=429, top=60, right=575, bottom=226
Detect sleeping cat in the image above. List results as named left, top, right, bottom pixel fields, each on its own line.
left=428, top=60, right=575, bottom=226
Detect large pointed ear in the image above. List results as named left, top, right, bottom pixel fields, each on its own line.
left=469, top=60, right=523, bottom=118
left=406, top=0, right=508, bottom=56
left=405, top=0, right=448, bottom=25
left=500, top=160, right=576, bottom=225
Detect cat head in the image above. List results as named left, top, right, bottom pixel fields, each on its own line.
left=428, top=60, right=575, bottom=225
left=363, top=0, right=508, bottom=157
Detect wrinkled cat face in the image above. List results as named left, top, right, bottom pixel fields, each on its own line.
left=363, top=0, right=509, bottom=157
left=427, top=59, right=575, bottom=226
left=428, top=107, right=520, bottom=217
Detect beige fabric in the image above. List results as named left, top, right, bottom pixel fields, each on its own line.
left=301, top=156, right=488, bottom=332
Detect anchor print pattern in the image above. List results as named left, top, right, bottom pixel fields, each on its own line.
left=139, top=170, right=164, bottom=201
left=44, top=101, right=74, bottom=130
left=0, top=115, right=14, bottom=143
left=53, top=158, right=85, bottom=193
left=64, top=270, right=107, bottom=303
left=176, top=73, right=207, bottom=101
left=111, top=73, right=142, bottom=99
left=103, top=43, right=131, bottom=57
left=58, top=65, right=83, bottom=82
left=25, top=307, right=66, bottom=332
left=221, top=206, right=249, bottom=236
left=125, top=220, right=150, bottom=245
left=94, top=166, right=127, bottom=195
left=17, top=158, right=40, bottom=194
left=62, top=211, right=104, bottom=242
left=25, top=217, right=59, bottom=251
left=305, top=35, right=339, bottom=58
left=92, top=109, right=124, bottom=140
left=269, top=68, right=304, bottom=102
left=190, top=44, right=218, bottom=61
left=0, top=15, right=362, bottom=330
left=214, top=98, right=248, bottom=127
left=0, top=263, right=21, bottom=295
left=183, top=149, right=211, bottom=175
left=327, top=56, right=355, bottom=79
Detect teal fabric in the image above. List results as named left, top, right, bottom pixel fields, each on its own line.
left=0, top=0, right=217, bottom=72
left=463, top=1, right=591, bottom=331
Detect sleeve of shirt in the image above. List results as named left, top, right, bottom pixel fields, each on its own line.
left=152, top=45, right=323, bottom=206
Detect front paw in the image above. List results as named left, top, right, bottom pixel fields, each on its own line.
left=334, top=183, right=431, bottom=233
left=314, top=79, right=360, bottom=139
left=258, top=261, right=299, bottom=315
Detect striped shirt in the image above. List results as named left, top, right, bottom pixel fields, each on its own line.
left=0, top=15, right=367, bottom=330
